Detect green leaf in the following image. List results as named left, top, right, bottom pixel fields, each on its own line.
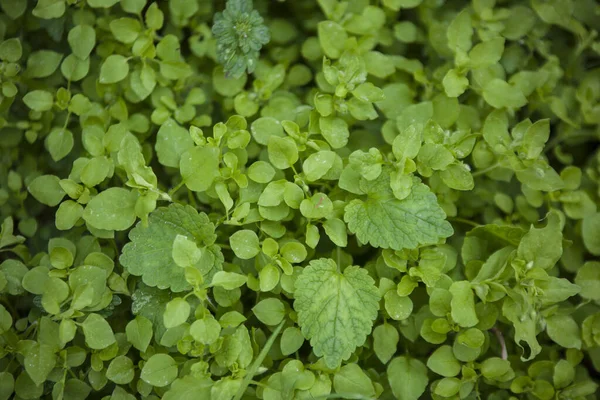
left=293, top=258, right=380, bottom=368
left=141, top=354, right=178, bottom=387
left=83, top=188, right=138, bottom=231
left=28, top=175, right=65, bottom=206
left=344, top=174, right=453, bottom=251
left=180, top=146, right=221, bottom=192
left=575, top=261, right=600, bottom=301
left=99, top=55, right=129, bottom=84
left=373, top=324, right=399, bottom=364
left=303, top=151, right=337, bottom=182
left=229, top=230, right=260, bottom=259
left=482, top=79, right=528, bottom=109
left=87, top=0, right=119, bottom=8
left=318, top=21, right=347, bottom=59
left=156, top=119, right=194, bottom=168
left=468, top=37, right=505, bottom=68
left=106, top=356, right=135, bottom=384
left=210, top=271, right=248, bottom=290
left=26, top=50, right=62, bottom=78
left=333, top=364, right=376, bottom=398
left=125, top=315, right=153, bottom=352
left=24, top=343, right=55, bottom=386
left=546, top=315, right=581, bottom=349
left=447, top=9, right=473, bottom=53
left=82, top=313, right=116, bottom=350
left=190, top=316, right=221, bottom=344
left=319, top=116, right=349, bottom=149
left=252, top=298, right=285, bottom=326
left=582, top=212, right=600, bottom=255
left=162, top=376, right=213, bottom=400
left=517, top=211, right=562, bottom=270
left=172, top=234, right=202, bottom=268
left=32, top=0, right=65, bottom=19
left=280, top=327, right=305, bottom=356
left=443, top=69, right=469, bottom=98
left=387, top=356, right=429, bottom=400
left=449, top=281, right=479, bottom=327
left=427, top=345, right=461, bottom=377
left=268, top=136, right=298, bottom=169
left=46, top=128, right=74, bottom=162
left=110, top=17, right=141, bottom=43
left=68, top=25, right=96, bottom=59
left=163, top=298, right=190, bottom=328
left=0, top=38, right=21, bottom=62
left=121, top=204, right=221, bottom=292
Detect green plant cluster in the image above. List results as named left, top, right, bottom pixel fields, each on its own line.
left=0, top=0, right=600, bottom=399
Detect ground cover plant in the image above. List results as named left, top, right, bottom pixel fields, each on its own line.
left=0, top=0, right=600, bottom=399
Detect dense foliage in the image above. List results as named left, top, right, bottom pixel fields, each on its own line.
left=0, top=0, right=600, bottom=399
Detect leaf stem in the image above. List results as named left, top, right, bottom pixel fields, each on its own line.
left=448, top=217, right=480, bottom=228
left=168, top=180, right=185, bottom=198
left=471, top=163, right=500, bottom=177
left=491, top=327, right=508, bottom=360
left=233, top=320, right=285, bottom=400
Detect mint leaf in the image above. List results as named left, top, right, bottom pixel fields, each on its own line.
left=293, top=258, right=380, bottom=368
left=344, top=174, right=453, bottom=250
left=121, top=204, right=222, bottom=292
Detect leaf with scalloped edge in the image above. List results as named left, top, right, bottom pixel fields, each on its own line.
left=120, top=203, right=222, bottom=292
left=293, top=258, right=380, bottom=368
left=344, top=173, right=453, bottom=251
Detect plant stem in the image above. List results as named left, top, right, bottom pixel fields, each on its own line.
left=233, top=320, right=285, bottom=400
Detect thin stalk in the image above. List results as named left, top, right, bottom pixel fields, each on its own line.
left=233, top=320, right=285, bottom=400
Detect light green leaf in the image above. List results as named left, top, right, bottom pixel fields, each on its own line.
left=156, top=119, right=194, bottom=168
left=268, top=136, right=298, bottom=170
left=482, top=79, right=528, bottom=109
left=180, top=146, right=221, bottom=192
left=68, top=25, right=96, bottom=59
left=162, top=376, right=213, bottom=400
left=26, top=50, right=62, bottom=78
left=427, top=345, right=461, bottom=377
left=344, top=174, right=453, bottom=251
left=24, top=343, right=55, bottom=386
left=517, top=211, right=562, bottom=270
left=253, top=298, right=286, bottom=326
left=32, top=0, right=65, bottom=19
left=120, top=203, right=221, bottom=292
left=163, top=298, right=190, bottom=328
left=229, top=230, right=260, bottom=259
left=190, top=316, right=221, bottom=345
left=449, top=281, right=479, bottom=327
left=333, top=364, right=376, bottom=398
left=99, top=55, right=129, bottom=84
left=141, top=354, right=178, bottom=387
left=318, top=21, right=347, bottom=59
left=582, top=213, right=600, bottom=255
left=106, top=356, right=135, bottom=385
left=319, top=116, right=349, bottom=149
left=280, top=327, right=305, bottom=356
left=575, top=261, right=600, bottom=301
left=125, top=315, right=153, bottom=352
left=83, top=188, right=138, bottom=231
left=293, top=258, right=380, bottom=368
left=81, top=313, right=116, bottom=350
left=28, top=175, right=65, bottom=207
left=546, top=315, right=581, bottom=349
left=387, top=356, right=429, bottom=400
left=23, top=90, right=53, bottom=112
left=46, top=128, right=74, bottom=162
left=373, top=324, right=399, bottom=364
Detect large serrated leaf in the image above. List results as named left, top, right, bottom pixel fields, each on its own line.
left=344, top=174, right=453, bottom=250
left=120, top=203, right=222, bottom=292
left=293, top=258, right=380, bottom=368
